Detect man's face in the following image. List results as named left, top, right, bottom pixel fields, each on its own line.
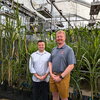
left=56, top=32, right=66, bottom=45
left=38, top=42, right=45, bottom=52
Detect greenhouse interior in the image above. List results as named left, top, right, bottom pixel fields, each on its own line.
left=0, top=0, right=100, bottom=100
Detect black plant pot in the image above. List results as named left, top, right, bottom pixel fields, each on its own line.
left=72, top=90, right=82, bottom=100
left=94, top=96, right=100, bottom=100
left=68, top=97, right=72, bottom=100
left=0, top=80, right=8, bottom=91
left=82, top=95, right=89, bottom=100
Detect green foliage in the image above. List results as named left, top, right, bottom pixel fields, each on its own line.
left=0, top=2, right=100, bottom=97
left=65, top=25, right=100, bottom=99
left=0, top=3, right=30, bottom=86
left=27, top=42, right=38, bottom=54
left=46, top=41, right=56, bottom=53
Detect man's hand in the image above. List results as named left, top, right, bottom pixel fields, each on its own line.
left=53, top=75, right=62, bottom=82
left=39, top=74, right=47, bottom=80
left=33, top=73, right=48, bottom=80
left=50, top=73, right=62, bottom=82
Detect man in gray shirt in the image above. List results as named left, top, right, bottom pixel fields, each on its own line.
left=49, top=30, right=76, bottom=100
left=29, top=40, right=51, bottom=100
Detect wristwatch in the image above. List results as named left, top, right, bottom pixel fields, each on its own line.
left=59, top=75, right=64, bottom=79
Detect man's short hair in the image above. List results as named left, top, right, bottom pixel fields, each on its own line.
left=37, top=40, right=45, bottom=44
left=56, top=30, right=65, bottom=35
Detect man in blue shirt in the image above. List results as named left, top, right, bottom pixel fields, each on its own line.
left=49, top=30, right=76, bottom=100
left=29, top=40, right=51, bottom=100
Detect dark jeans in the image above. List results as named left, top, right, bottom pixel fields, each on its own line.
left=32, top=81, right=49, bottom=100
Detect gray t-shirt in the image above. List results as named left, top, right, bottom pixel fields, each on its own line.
left=49, top=44, right=76, bottom=73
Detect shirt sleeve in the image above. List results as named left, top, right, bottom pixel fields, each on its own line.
left=29, top=55, right=36, bottom=74
left=48, top=55, right=52, bottom=62
left=46, top=54, right=51, bottom=73
left=67, top=48, right=76, bottom=65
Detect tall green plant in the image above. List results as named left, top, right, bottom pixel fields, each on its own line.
left=82, top=50, right=100, bottom=100
left=80, top=26, right=100, bottom=99
left=65, top=25, right=100, bottom=100
left=0, top=25, right=4, bottom=82
left=0, top=2, right=30, bottom=86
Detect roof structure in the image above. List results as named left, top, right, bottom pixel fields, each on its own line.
left=13, top=0, right=100, bottom=28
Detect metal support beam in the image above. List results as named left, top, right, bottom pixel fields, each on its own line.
left=53, top=14, right=88, bottom=21
left=49, top=0, right=73, bottom=28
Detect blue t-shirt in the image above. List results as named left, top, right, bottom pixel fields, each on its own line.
left=49, top=44, right=76, bottom=73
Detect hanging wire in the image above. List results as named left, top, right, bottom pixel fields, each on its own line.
left=49, top=0, right=73, bottom=28
left=30, top=0, right=36, bottom=10
left=46, top=0, right=51, bottom=4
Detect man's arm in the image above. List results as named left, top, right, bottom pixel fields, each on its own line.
left=61, top=64, right=74, bottom=78
left=29, top=56, right=43, bottom=80
left=49, top=62, right=57, bottom=79
left=29, top=56, right=36, bottom=74
left=33, top=73, right=45, bottom=80
left=52, top=64, right=74, bottom=82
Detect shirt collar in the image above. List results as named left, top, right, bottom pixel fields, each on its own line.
left=36, top=50, right=46, bottom=55
left=57, top=44, right=66, bottom=49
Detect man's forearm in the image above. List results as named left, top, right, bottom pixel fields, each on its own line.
left=61, top=64, right=74, bottom=78
left=43, top=73, right=49, bottom=78
left=33, top=73, right=40, bottom=79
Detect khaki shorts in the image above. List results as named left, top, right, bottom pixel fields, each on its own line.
left=49, top=73, right=70, bottom=99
